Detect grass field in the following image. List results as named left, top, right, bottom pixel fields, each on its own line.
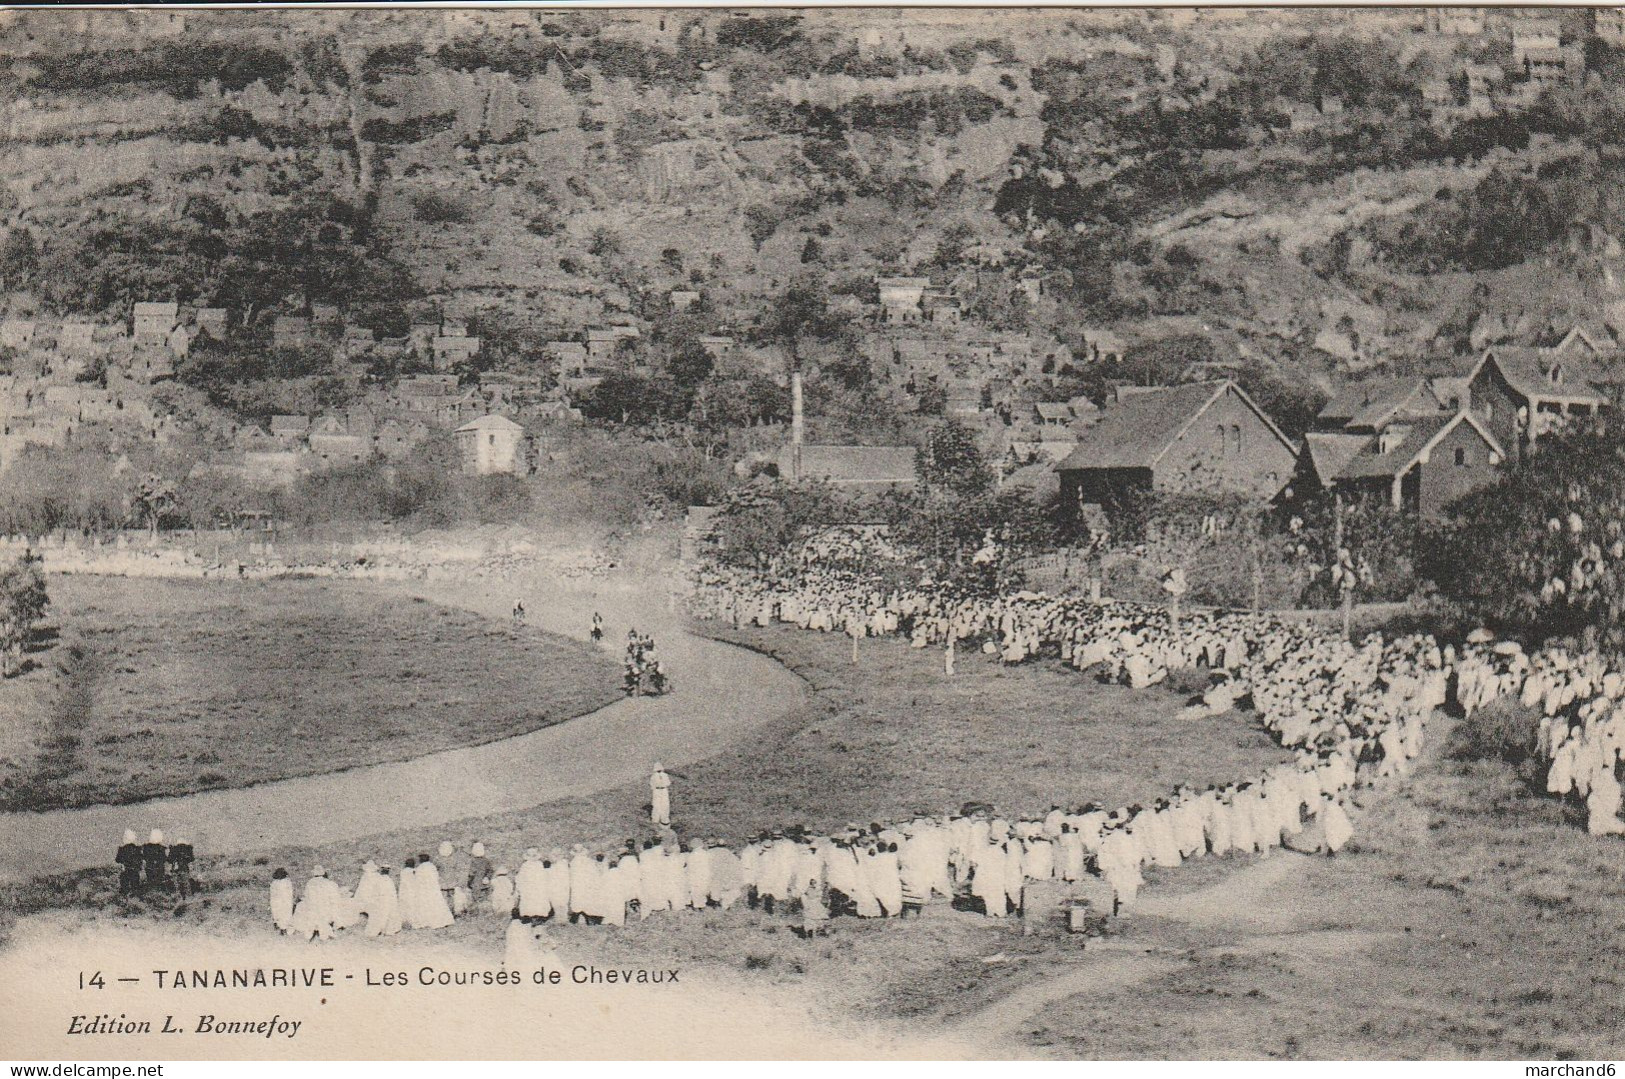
left=253, top=619, right=1297, bottom=861
left=0, top=619, right=1297, bottom=1027
left=9, top=617, right=1621, bottom=1058
left=0, top=575, right=622, bottom=812
left=1019, top=702, right=1625, bottom=1060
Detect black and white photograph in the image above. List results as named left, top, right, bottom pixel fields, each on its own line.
left=0, top=2, right=1622, bottom=1063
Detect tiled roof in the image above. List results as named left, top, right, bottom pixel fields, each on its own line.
left=1054, top=381, right=1292, bottom=472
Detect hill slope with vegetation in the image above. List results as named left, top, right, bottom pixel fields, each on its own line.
left=5, top=8, right=1625, bottom=415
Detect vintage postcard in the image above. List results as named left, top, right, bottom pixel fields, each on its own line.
left=1, top=2, right=1623, bottom=1063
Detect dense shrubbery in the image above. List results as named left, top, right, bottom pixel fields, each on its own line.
left=0, top=553, right=49, bottom=677
left=29, top=195, right=418, bottom=320
left=26, top=42, right=294, bottom=97
left=360, top=111, right=457, bottom=145
left=1422, top=423, right=1625, bottom=645
left=709, top=422, right=1062, bottom=594
left=0, top=447, right=130, bottom=537
left=1361, top=164, right=1580, bottom=274
left=411, top=192, right=471, bottom=224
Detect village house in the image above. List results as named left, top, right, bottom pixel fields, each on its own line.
left=132, top=302, right=177, bottom=343
left=307, top=416, right=370, bottom=468
left=532, top=399, right=583, bottom=424
left=1302, top=374, right=1507, bottom=514
left=1001, top=399, right=1090, bottom=468
left=1033, top=401, right=1075, bottom=433
left=546, top=340, right=589, bottom=378
left=1511, top=17, right=1561, bottom=66
left=923, top=292, right=961, bottom=326
left=233, top=424, right=274, bottom=452
left=1462, top=346, right=1611, bottom=463
left=1521, top=44, right=1580, bottom=88
left=56, top=321, right=96, bottom=354
left=1538, top=324, right=1616, bottom=360
left=1075, top=329, right=1125, bottom=366
left=1598, top=7, right=1625, bottom=46
left=1420, top=78, right=1458, bottom=111
left=341, top=327, right=377, bottom=356
left=269, top=414, right=310, bottom=446
left=271, top=315, right=312, bottom=350
left=193, top=307, right=228, bottom=338
left=1314, top=411, right=1507, bottom=516
left=373, top=418, right=430, bottom=459
left=1465, top=63, right=1504, bottom=100
left=1313, top=375, right=1455, bottom=433
left=0, top=319, right=37, bottom=350
left=877, top=276, right=930, bottom=324
left=455, top=413, right=531, bottom=476
left=242, top=450, right=306, bottom=488
left=408, top=322, right=441, bottom=355
left=769, top=371, right=916, bottom=488
left=670, top=289, right=701, bottom=312
left=775, top=443, right=917, bottom=489
left=586, top=327, right=629, bottom=366
left=1424, top=6, right=1485, bottom=34
left=398, top=373, right=460, bottom=398
left=699, top=335, right=736, bottom=360
left=432, top=333, right=481, bottom=371
left=1054, top=380, right=1298, bottom=518
left=311, top=304, right=342, bottom=331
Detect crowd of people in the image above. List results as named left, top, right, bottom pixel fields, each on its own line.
left=621, top=628, right=668, bottom=696
left=263, top=564, right=1464, bottom=947
left=268, top=782, right=1359, bottom=951
left=1455, top=635, right=1625, bottom=835
left=123, top=548, right=1601, bottom=955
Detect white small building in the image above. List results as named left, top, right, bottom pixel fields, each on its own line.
left=455, top=414, right=530, bottom=476
left=877, top=276, right=930, bottom=323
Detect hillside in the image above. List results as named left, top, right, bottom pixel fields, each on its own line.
left=5, top=7, right=1625, bottom=420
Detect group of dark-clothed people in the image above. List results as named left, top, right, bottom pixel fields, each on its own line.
left=114, top=828, right=196, bottom=898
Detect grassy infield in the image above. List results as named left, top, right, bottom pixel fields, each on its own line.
left=3, top=575, right=1622, bottom=1058
left=0, top=575, right=622, bottom=812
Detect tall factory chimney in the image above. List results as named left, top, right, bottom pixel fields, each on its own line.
left=790, top=370, right=804, bottom=482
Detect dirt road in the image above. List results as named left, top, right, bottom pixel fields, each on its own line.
left=0, top=569, right=804, bottom=884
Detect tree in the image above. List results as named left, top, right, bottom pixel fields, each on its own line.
left=0, top=445, right=127, bottom=537
left=577, top=371, right=687, bottom=426
left=757, top=276, right=862, bottom=384
left=1421, top=423, right=1625, bottom=645
left=743, top=204, right=785, bottom=250
left=916, top=420, right=992, bottom=498
left=0, top=229, right=39, bottom=291
left=0, top=553, right=48, bottom=678
left=130, top=473, right=178, bottom=536
left=710, top=480, right=850, bottom=571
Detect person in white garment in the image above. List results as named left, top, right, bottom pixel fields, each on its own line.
left=544, top=850, right=573, bottom=921
left=293, top=866, right=342, bottom=941
left=568, top=846, right=597, bottom=923
left=1319, top=795, right=1354, bottom=853
left=413, top=852, right=455, bottom=929
left=504, top=917, right=538, bottom=974
left=438, top=841, right=470, bottom=916
left=354, top=860, right=401, bottom=938
left=398, top=858, right=420, bottom=929
left=488, top=865, right=516, bottom=917
left=515, top=849, right=549, bottom=919
left=650, top=764, right=673, bottom=827
left=269, top=868, right=295, bottom=934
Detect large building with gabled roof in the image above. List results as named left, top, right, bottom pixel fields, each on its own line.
left=1463, top=346, right=1611, bottom=463
left=1326, top=410, right=1507, bottom=516
left=1053, top=380, right=1297, bottom=516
